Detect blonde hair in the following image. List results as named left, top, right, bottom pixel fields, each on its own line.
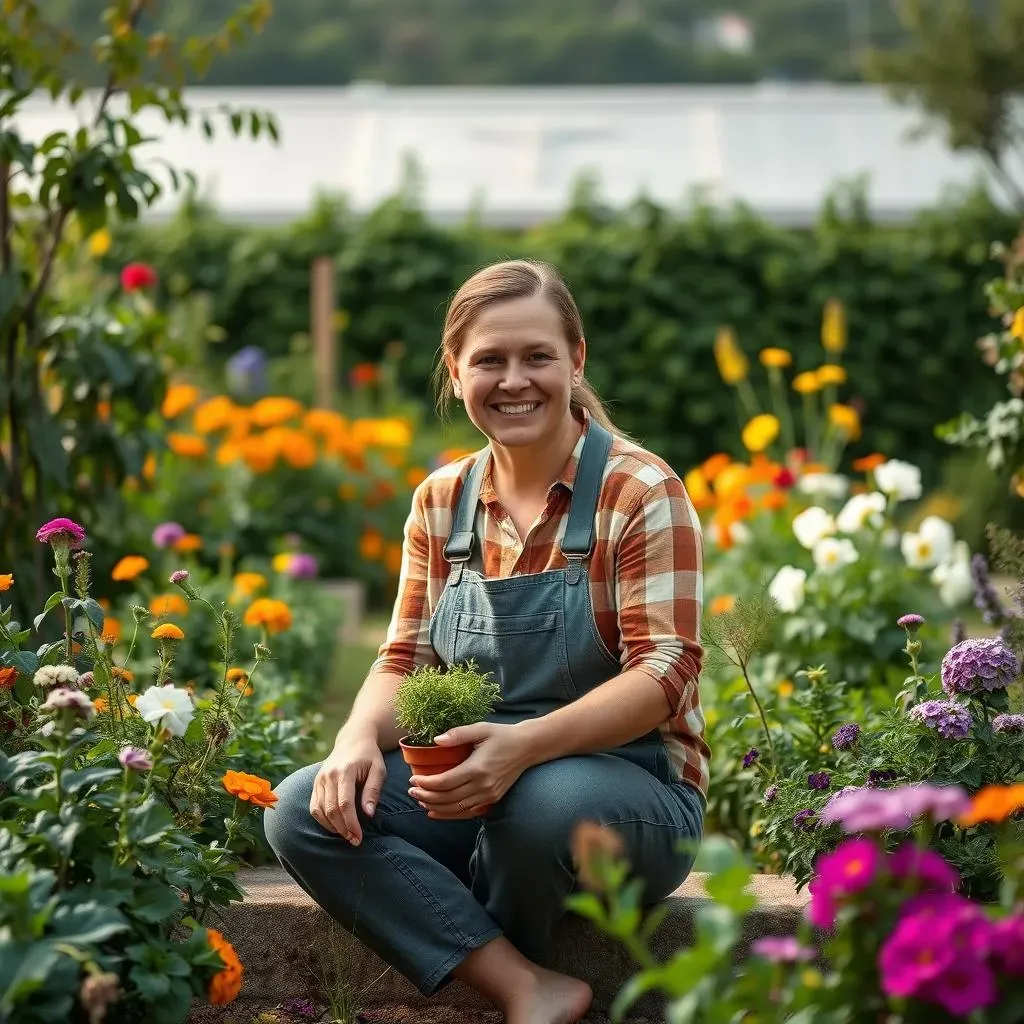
left=432, top=259, right=621, bottom=434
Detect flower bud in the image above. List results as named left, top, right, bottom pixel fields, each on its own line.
left=80, top=971, right=121, bottom=1023
left=131, top=604, right=150, bottom=623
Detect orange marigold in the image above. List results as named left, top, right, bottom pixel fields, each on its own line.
left=151, top=623, right=185, bottom=641
left=853, top=453, right=887, bottom=473
left=149, top=594, right=189, bottom=617
left=206, top=928, right=244, bottom=1006
left=240, top=435, right=278, bottom=474
left=710, top=595, right=736, bottom=615
left=243, top=598, right=293, bottom=634
left=957, top=784, right=1024, bottom=826
left=161, top=383, right=200, bottom=419
left=226, top=668, right=249, bottom=683
left=0, top=573, right=13, bottom=591
left=111, top=556, right=149, bottom=582
left=279, top=429, right=318, bottom=469
left=93, top=696, right=109, bottom=713
left=167, top=433, right=208, bottom=459
left=173, top=533, right=203, bottom=554
left=0, top=666, right=17, bottom=690
left=359, top=529, right=385, bottom=561
left=222, top=770, right=278, bottom=808
left=384, top=541, right=403, bottom=576
left=250, top=396, right=304, bottom=428
left=192, top=396, right=237, bottom=434
left=232, top=572, right=267, bottom=597
left=406, top=467, right=429, bottom=488
left=111, top=666, right=135, bottom=683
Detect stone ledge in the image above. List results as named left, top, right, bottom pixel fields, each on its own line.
left=211, top=867, right=808, bottom=1014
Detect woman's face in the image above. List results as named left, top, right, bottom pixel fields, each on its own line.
left=449, top=294, right=585, bottom=450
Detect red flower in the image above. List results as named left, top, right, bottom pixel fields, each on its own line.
left=773, top=467, right=796, bottom=489
left=120, top=262, right=158, bottom=292
left=349, top=363, right=380, bottom=388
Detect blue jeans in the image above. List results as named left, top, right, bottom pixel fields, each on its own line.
left=264, top=747, right=704, bottom=995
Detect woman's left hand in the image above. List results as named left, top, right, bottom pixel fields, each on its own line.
left=408, top=722, right=532, bottom=818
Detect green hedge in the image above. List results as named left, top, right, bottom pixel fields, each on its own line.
left=119, top=185, right=1016, bottom=483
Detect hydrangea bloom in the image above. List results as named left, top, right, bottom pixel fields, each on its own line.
left=941, top=637, right=1019, bottom=696
left=909, top=699, right=972, bottom=740
left=993, top=713, right=1024, bottom=734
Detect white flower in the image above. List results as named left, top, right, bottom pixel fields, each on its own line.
left=812, top=537, right=860, bottom=573
left=836, top=492, right=886, bottom=534
left=931, top=541, right=973, bottom=607
left=792, top=506, right=837, bottom=550
left=901, top=516, right=956, bottom=569
left=32, top=664, right=80, bottom=689
left=135, top=684, right=195, bottom=737
left=42, top=687, right=94, bottom=719
left=768, top=566, right=807, bottom=613
left=874, top=460, right=922, bottom=502
left=881, top=527, right=900, bottom=548
left=798, top=473, right=849, bottom=501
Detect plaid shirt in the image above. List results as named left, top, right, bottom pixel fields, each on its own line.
left=372, top=413, right=710, bottom=796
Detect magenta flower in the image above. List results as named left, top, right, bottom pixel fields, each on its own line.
left=806, top=875, right=838, bottom=929
left=118, top=745, right=153, bottom=772
left=879, top=912, right=955, bottom=998
left=151, top=522, right=186, bottom=549
left=941, top=637, right=1019, bottom=696
left=888, top=843, right=960, bottom=893
left=990, top=915, right=1024, bottom=973
left=929, top=956, right=997, bottom=1016
left=897, top=613, right=925, bottom=631
left=286, top=552, right=319, bottom=579
left=814, top=836, right=880, bottom=898
left=35, top=517, right=86, bottom=546
left=750, top=935, right=815, bottom=962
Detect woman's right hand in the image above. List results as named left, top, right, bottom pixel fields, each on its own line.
left=310, top=731, right=387, bottom=845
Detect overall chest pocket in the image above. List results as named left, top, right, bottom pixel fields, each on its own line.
left=453, top=610, right=575, bottom=708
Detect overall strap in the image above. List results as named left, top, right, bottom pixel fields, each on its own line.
left=443, top=451, right=490, bottom=566
left=561, top=421, right=613, bottom=581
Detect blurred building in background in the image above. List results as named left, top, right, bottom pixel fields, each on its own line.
left=14, top=82, right=1016, bottom=227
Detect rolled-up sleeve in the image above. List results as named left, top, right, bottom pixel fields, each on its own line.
left=614, top=476, right=704, bottom=714
left=369, top=483, right=440, bottom=677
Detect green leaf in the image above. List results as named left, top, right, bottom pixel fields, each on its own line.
left=79, top=598, right=106, bottom=629
left=130, top=881, right=184, bottom=924
left=26, top=411, right=68, bottom=489
left=51, top=902, right=128, bottom=945
left=129, top=965, right=171, bottom=1001
left=33, top=591, right=65, bottom=631
left=10, top=650, right=38, bottom=675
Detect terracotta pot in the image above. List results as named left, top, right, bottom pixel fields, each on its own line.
left=400, top=738, right=493, bottom=816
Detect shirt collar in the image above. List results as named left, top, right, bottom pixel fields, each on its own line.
left=478, top=408, right=591, bottom=504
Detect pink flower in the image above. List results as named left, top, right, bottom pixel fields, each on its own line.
left=889, top=843, right=960, bottom=893
left=118, top=745, right=153, bottom=772
left=120, top=262, right=158, bottom=292
left=815, top=837, right=880, bottom=897
left=42, top=687, right=95, bottom=719
left=806, top=875, right=838, bottom=930
left=35, top=517, right=86, bottom=546
left=819, top=784, right=969, bottom=833
left=879, top=913, right=955, bottom=997
left=751, top=935, right=815, bottom=962
left=990, top=915, right=1024, bottom=974
left=929, top=957, right=997, bottom=1016
left=169, top=570, right=189, bottom=584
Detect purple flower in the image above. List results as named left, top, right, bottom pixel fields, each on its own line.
left=226, top=345, right=268, bottom=398
left=35, top=517, right=86, bottom=546
left=819, top=784, right=969, bottom=833
left=867, top=769, right=898, bottom=787
left=793, top=808, right=816, bottom=830
left=909, top=699, right=972, bottom=740
left=831, top=722, right=860, bottom=750
left=808, top=771, right=831, bottom=791
left=763, top=784, right=779, bottom=804
left=941, top=637, right=1019, bottom=696
left=151, top=522, right=187, bottom=549
left=971, top=553, right=1008, bottom=626
left=742, top=747, right=760, bottom=768
left=169, top=570, right=189, bottom=585
left=897, top=613, right=925, bottom=631
left=282, top=997, right=319, bottom=1020
left=118, top=745, right=153, bottom=772
left=42, top=687, right=95, bottom=719
left=751, top=935, right=816, bottom=963
left=889, top=842, right=960, bottom=892
left=951, top=619, right=967, bottom=645
left=993, top=713, right=1024, bottom=734
left=286, top=552, right=319, bottom=579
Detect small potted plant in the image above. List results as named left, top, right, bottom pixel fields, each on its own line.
left=395, top=660, right=502, bottom=780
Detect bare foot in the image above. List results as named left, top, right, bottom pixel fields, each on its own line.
left=504, top=967, right=593, bottom=1024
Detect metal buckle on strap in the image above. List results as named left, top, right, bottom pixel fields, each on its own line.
left=565, top=554, right=585, bottom=585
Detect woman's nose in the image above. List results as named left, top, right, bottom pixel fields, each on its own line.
left=499, top=362, right=530, bottom=390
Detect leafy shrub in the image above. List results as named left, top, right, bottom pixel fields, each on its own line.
left=394, top=661, right=502, bottom=746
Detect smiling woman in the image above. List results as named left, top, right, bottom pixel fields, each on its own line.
left=264, top=259, right=708, bottom=1024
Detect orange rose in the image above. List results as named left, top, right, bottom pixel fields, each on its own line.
left=206, top=928, right=244, bottom=1006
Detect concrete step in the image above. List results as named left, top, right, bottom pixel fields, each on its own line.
left=211, top=867, right=808, bottom=1015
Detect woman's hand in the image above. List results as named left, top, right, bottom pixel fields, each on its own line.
left=310, top=731, right=387, bottom=844
left=409, top=722, right=532, bottom=819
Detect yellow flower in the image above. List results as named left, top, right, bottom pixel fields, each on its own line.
left=243, top=598, right=293, bottom=634
left=111, top=556, right=149, bottom=582
left=792, top=371, right=822, bottom=394
left=821, top=298, right=846, bottom=353
left=829, top=403, right=861, bottom=441
left=778, top=679, right=795, bottom=698
left=272, top=553, right=293, bottom=574
left=0, top=573, right=12, bottom=591
left=1012, top=307, right=1024, bottom=341
left=161, top=384, right=200, bottom=419
left=749, top=819, right=765, bottom=838
left=338, top=483, right=358, bottom=501
left=816, top=364, right=847, bottom=386
left=713, top=463, right=749, bottom=500
left=193, top=396, right=237, bottom=434
left=801, top=969, right=822, bottom=990
left=87, top=228, right=112, bottom=257
left=149, top=594, right=189, bottom=617
left=151, top=623, right=185, bottom=640
left=683, top=468, right=713, bottom=511
left=173, top=534, right=202, bottom=554
left=759, top=348, right=792, bottom=369
left=233, top=572, right=267, bottom=596
left=250, top=396, right=304, bottom=428
left=260, top=700, right=278, bottom=713
left=713, top=327, right=748, bottom=385
left=167, top=433, right=208, bottom=459
left=741, top=414, right=780, bottom=453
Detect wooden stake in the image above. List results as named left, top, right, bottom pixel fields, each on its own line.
left=311, top=256, right=337, bottom=408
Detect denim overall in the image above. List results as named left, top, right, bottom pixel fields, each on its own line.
left=265, top=421, right=705, bottom=995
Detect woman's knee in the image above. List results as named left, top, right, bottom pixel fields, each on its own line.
left=262, top=762, right=321, bottom=857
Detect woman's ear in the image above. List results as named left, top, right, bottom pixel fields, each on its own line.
left=445, top=353, right=462, bottom=398
left=574, top=336, right=587, bottom=382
